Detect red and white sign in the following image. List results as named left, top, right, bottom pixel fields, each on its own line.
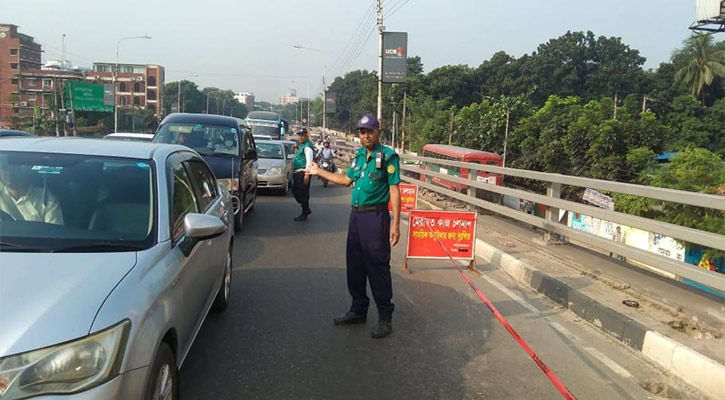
left=405, top=210, right=477, bottom=260
left=389, top=183, right=418, bottom=213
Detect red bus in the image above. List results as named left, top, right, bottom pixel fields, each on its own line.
left=419, top=144, right=503, bottom=194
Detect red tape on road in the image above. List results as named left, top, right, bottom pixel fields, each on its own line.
left=423, top=221, right=578, bottom=400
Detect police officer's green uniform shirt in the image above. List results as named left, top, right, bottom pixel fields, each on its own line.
left=293, top=140, right=315, bottom=170
left=346, top=143, right=401, bottom=206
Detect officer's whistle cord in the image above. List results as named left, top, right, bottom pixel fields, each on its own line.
left=422, top=220, right=578, bottom=400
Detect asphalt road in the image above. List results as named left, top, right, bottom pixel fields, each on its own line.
left=179, top=180, right=708, bottom=400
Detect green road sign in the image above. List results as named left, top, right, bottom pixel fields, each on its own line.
left=66, top=82, right=114, bottom=112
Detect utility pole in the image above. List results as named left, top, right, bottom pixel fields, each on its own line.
left=401, top=92, right=406, bottom=151
left=322, top=64, right=326, bottom=132
left=447, top=109, right=454, bottom=145
left=376, top=0, right=384, bottom=123
left=392, top=111, right=397, bottom=149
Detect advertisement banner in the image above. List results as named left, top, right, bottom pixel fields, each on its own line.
left=582, top=188, right=614, bottom=210
left=389, top=183, right=418, bottom=213
left=325, top=91, right=336, bottom=113
left=406, top=210, right=476, bottom=260
left=382, top=32, right=408, bottom=83
left=66, top=82, right=114, bottom=112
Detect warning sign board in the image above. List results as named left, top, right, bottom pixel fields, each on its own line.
left=389, top=183, right=418, bottom=213
left=405, top=210, right=477, bottom=260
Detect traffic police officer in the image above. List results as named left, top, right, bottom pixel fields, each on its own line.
left=292, top=127, right=315, bottom=221
left=306, top=113, right=401, bottom=338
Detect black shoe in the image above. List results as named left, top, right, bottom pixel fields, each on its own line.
left=333, top=312, right=367, bottom=325
left=293, top=214, right=308, bottom=222
left=303, top=209, right=312, bottom=215
left=371, top=317, right=392, bottom=339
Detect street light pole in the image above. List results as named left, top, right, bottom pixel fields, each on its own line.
left=177, top=74, right=197, bottom=113
left=115, top=35, right=151, bottom=133
left=206, top=89, right=219, bottom=114
left=483, top=96, right=510, bottom=168
left=292, top=44, right=324, bottom=129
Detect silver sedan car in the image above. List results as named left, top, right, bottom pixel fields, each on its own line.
left=0, top=138, right=234, bottom=399
left=255, top=140, right=292, bottom=195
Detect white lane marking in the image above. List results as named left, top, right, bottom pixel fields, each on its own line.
left=403, top=213, right=633, bottom=380
left=549, top=322, right=634, bottom=380
left=479, top=271, right=634, bottom=380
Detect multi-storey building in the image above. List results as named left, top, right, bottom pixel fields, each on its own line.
left=234, top=92, right=255, bottom=111
left=1, top=23, right=165, bottom=129
left=0, top=24, right=48, bottom=127
left=89, top=62, right=164, bottom=116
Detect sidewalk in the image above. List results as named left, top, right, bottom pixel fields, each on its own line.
left=416, top=193, right=725, bottom=400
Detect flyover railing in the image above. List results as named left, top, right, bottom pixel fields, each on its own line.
left=399, top=153, right=725, bottom=294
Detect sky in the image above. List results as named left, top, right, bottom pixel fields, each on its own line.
left=4, top=0, right=703, bottom=103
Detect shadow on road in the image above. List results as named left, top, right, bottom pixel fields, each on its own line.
left=180, top=267, right=494, bottom=400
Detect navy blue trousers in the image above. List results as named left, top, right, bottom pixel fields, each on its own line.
left=292, top=171, right=311, bottom=213
left=346, top=209, right=395, bottom=318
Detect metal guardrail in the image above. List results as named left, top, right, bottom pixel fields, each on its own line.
left=399, top=153, right=725, bottom=293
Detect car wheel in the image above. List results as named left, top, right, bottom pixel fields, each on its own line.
left=145, top=343, right=178, bottom=400
left=212, top=245, right=232, bottom=312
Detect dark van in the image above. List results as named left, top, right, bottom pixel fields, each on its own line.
left=153, top=113, right=257, bottom=231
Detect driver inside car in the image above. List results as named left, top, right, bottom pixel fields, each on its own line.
left=0, top=160, right=64, bottom=224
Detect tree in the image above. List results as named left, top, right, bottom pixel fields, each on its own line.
left=622, top=147, right=725, bottom=236
left=520, top=31, right=646, bottom=105
left=673, top=33, right=725, bottom=105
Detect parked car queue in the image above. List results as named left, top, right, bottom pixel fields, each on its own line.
left=0, top=113, right=303, bottom=400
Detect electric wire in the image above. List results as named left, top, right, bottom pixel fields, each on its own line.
left=329, top=1, right=376, bottom=75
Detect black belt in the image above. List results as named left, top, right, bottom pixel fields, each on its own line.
left=351, top=203, right=387, bottom=213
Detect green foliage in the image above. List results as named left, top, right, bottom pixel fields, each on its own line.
left=610, top=148, right=724, bottom=237
left=673, top=33, right=725, bottom=104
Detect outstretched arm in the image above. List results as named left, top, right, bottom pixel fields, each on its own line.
left=306, top=163, right=352, bottom=186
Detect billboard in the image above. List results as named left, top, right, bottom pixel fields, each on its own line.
left=325, top=91, right=336, bottom=113
left=695, top=0, right=723, bottom=21
left=406, top=210, right=477, bottom=260
left=382, top=32, right=408, bottom=83
left=65, top=82, right=114, bottom=112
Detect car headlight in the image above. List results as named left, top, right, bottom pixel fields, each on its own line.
left=218, top=178, right=239, bottom=191
left=266, top=167, right=282, bottom=175
left=0, top=320, right=130, bottom=399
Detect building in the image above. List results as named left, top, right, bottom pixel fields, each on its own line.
left=234, top=92, right=255, bottom=111
left=89, top=62, right=164, bottom=116
left=280, top=89, right=300, bottom=106
left=0, top=24, right=45, bottom=127
left=0, top=23, right=164, bottom=129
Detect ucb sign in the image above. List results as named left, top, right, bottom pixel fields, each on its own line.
left=382, top=32, right=407, bottom=83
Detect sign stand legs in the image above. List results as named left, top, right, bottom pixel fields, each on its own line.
left=467, top=259, right=479, bottom=275
left=402, top=257, right=411, bottom=274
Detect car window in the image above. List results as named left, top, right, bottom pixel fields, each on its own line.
left=155, top=122, right=239, bottom=157
left=0, top=151, right=155, bottom=251
left=186, top=160, right=218, bottom=212
left=256, top=143, right=284, bottom=159
left=171, top=161, right=199, bottom=239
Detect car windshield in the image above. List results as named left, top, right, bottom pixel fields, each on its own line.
left=154, top=123, right=239, bottom=156
left=250, top=124, right=280, bottom=137
left=0, top=151, right=155, bottom=252
left=256, top=143, right=284, bottom=159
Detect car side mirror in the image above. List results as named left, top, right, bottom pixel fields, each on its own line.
left=179, top=213, right=227, bottom=257
left=245, top=148, right=258, bottom=160
left=287, top=154, right=295, bottom=160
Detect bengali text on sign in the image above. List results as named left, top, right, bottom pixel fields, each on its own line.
left=389, top=183, right=418, bottom=213
left=406, top=210, right=477, bottom=260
